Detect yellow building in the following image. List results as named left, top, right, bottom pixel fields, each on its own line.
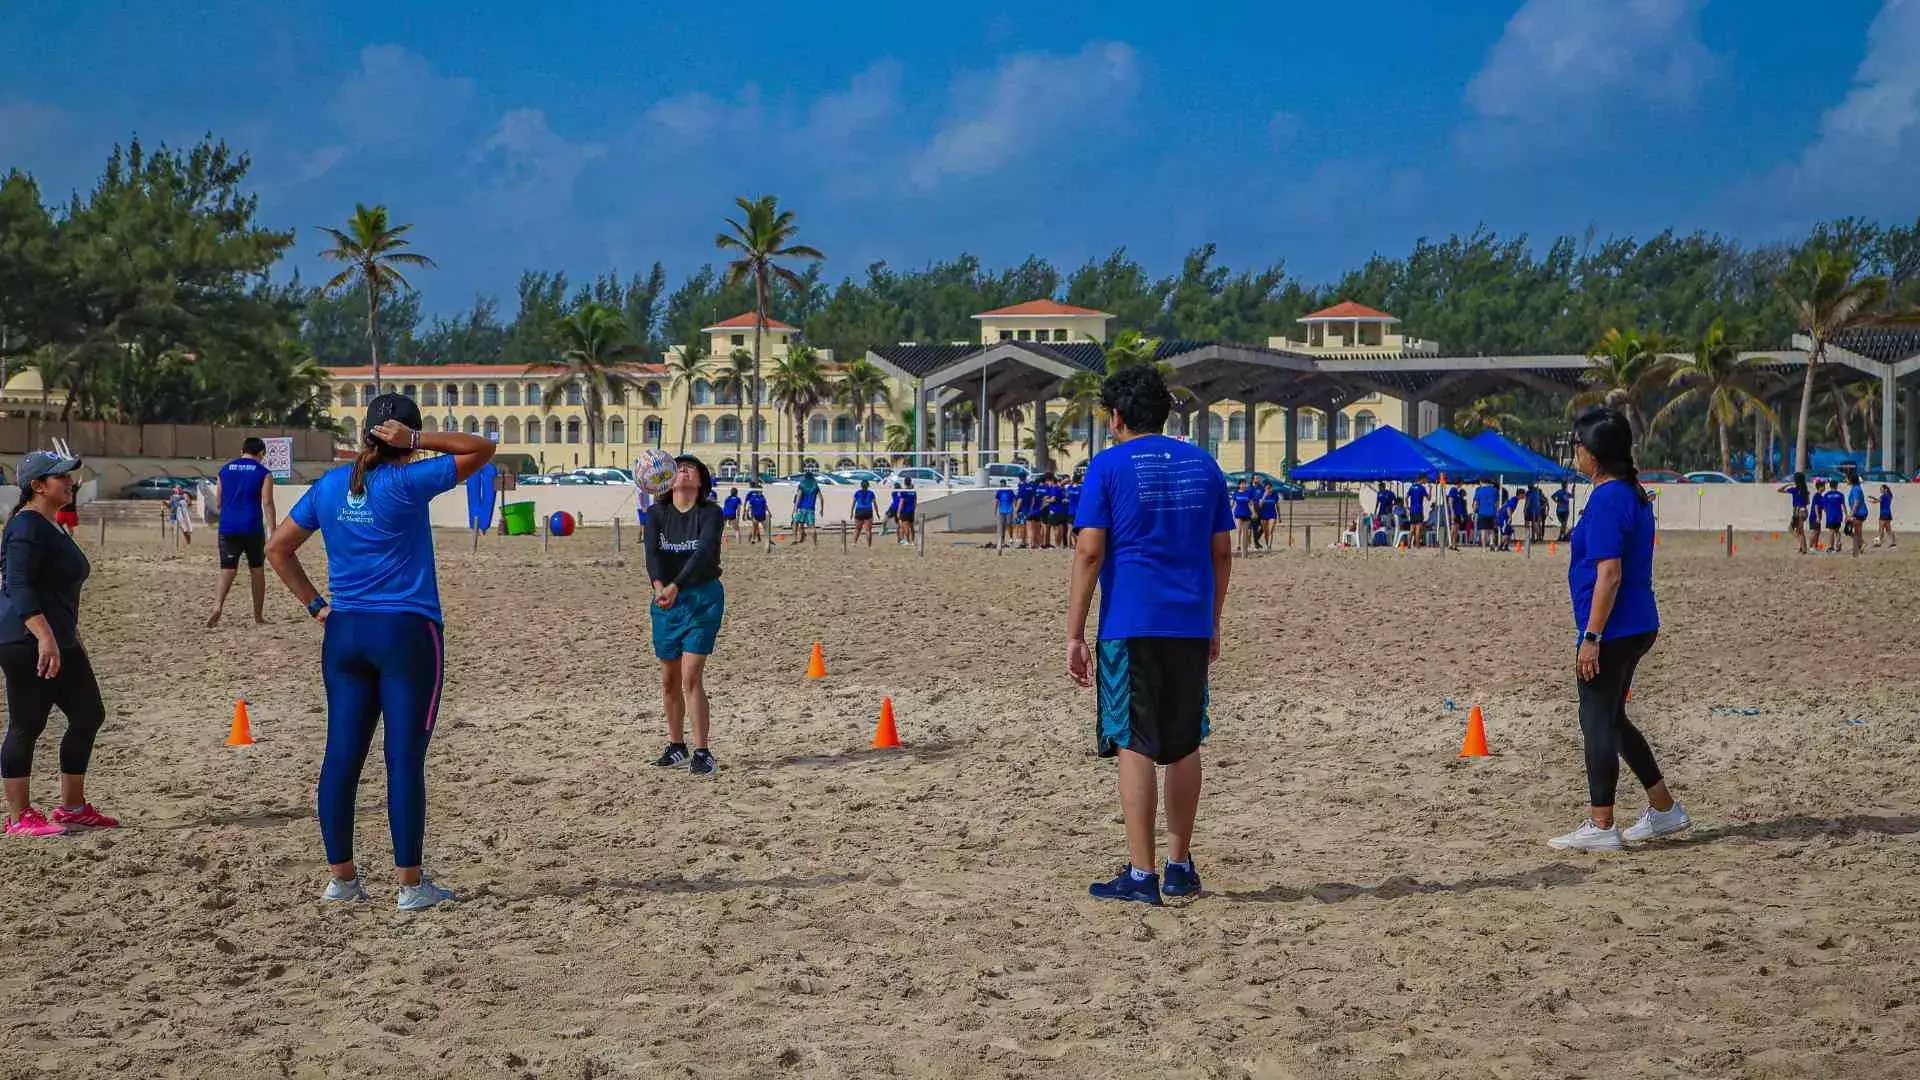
left=0, top=368, right=70, bottom=417
left=324, top=312, right=913, bottom=476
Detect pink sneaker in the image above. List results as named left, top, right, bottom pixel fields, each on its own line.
left=51, top=803, right=119, bottom=829
left=5, top=808, right=67, bottom=837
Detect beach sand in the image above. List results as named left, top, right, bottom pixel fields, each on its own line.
left=2, top=526, right=1918, bottom=1079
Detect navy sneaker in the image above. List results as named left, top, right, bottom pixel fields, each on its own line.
left=1089, top=867, right=1162, bottom=905
left=689, top=748, right=716, bottom=776
left=1162, top=859, right=1201, bottom=898
left=653, top=743, right=689, bottom=768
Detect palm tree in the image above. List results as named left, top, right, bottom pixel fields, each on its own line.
left=536, top=303, right=644, bottom=468
left=835, top=357, right=893, bottom=461
left=316, top=204, right=434, bottom=394
left=1775, top=249, right=1911, bottom=474
left=766, top=341, right=830, bottom=467
left=666, top=335, right=709, bottom=452
left=715, top=194, right=825, bottom=477
left=1649, top=320, right=1778, bottom=476
left=947, top=399, right=975, bottom=469
left=1851, top=380, right=1881, bottom=463
left=1571, top=328, right=1676, bottom=448
left=713, top=347, right=755, bottom=467
left=885, top=406, right=922, bottom=455
left=1000, top=405, right=1027, bottom=462
left=1454, top=394, right=1522, bottom=435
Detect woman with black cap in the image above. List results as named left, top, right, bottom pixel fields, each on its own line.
left=1551, top=406, right=1689, bottom=852
left=267, top=392, right=495, bottom=909
left=0, top=450, right=116, bottom=836
left=645, top=454, right=725, bottom=776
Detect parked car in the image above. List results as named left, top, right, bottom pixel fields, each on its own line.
left=889, top=467, right=949, bottom=486
left=123, top=476, right=202, bottom=499
left=516, top=473, right=558, bottom=486
left=1639, top=469, right=1686, bottom=484
left=1224, top=471, right=1308, bottom=500
left=1683, top=471, right=1739, bottom=484
left=981, top=462, right=1032, bottom=487
left=833, top=469, right=887, bottom=485
left=570, top=467, right=633, bottom=484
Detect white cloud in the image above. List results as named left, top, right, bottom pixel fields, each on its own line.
left=638, top=87, right=764, bottom=148
left=911, top=41, right=1139, bottom=189
left=802, top=62, right=901, bottom=151
left=470, top=108, right=606, bottom=222
left=1742, top=0, right=1920, bottom=219
left=1465, top=0, right=1712, bottom=127
left=298, top=44, right=475, bottom=180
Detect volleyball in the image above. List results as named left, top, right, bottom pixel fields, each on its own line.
left=632, top=448, right=678, bottom=494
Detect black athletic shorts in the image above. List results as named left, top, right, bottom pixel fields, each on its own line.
left=218, top=531, right=266, bottom=570
left=1096, top=637, right=1210, bottom=765
left=1475, top=514, right=1496, bottom=531
left=854, top=509, right=874, bottom=521
left=899, top=510, right=915, bottom=524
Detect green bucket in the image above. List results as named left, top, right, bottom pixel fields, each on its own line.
left=502, top=501, right=537, bottom=536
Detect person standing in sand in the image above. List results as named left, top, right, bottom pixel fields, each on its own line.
left=1875, top=484, right=1896, bottom=549
left=1, top=451, right=118, bottom=837
left=1550, top=406, right=1690, bottom=853
left=267, top=392, right=495, bottom=910
left=851, top=479, right=878, bottom=547
left=1068, top=365, right=1233, bottom=905
left=207, top=437, right=277, bottom=627
left=645, top=455, right=725, bottom=776
left=167, top=484, right=194, bottom=546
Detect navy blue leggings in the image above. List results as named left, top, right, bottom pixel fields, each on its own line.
left=318, top=611, right=443, bottom=868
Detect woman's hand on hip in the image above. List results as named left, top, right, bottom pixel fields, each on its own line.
left=1577, top=640, right=1600, bottom=682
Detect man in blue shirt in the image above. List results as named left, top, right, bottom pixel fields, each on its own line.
left=208, top=437, right=278, bottom=628
left=1406, top=475, right=1429, bottom=549
left=1552, top=482, right=1573, bottom=541
left=792, top=471, right=821, bottom=546
left=895, top=479, right=918, bottom=546
left=995, top=485, right=1016, bottom=546
left=1068, top=365, right=1233, bottom=906
left=1820, top=479, right=1846, bottom=554
left=721, top=487, right=743, bottom=543
left=744, top=483, right=769, bottom=545
left=1472, top=481, right=1500, bottom=549
left=1447, top=482, right=1469, bottom=548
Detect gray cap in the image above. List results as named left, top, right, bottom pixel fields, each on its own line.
left=18, top=451, right=82, bottom=485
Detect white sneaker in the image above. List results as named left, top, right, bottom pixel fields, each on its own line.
left=1623, top=803, right=1692, bottom=843
left=322, top=874, right=369, bottom=902
left=1547, top=820, right=1623, bottom=852
left=397, top=876, right=455, bottom=911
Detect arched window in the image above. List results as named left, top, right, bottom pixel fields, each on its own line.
left=865, top=415, right=883, bottom=443
left=526, top=384, right=542, bottom=406
left=719, top=458, right=739, bottom=478
left=1208, top=413, right=1225, bottom=444
left=837, top=457, right=857, bottom=469
left=1300, top=411, right=1319, bottom=441
left=1354, top=410, right=1377, bottom=437
left=484, top=383, right=500, bottom=406
left=1228, top=410, right=1246, bottom=441
left=832, top=415, right=856, bottom=443
left=565, top=384, right=582, bottom=407
left=466, top=383, right=480, bottom=407
left=340, top=416, right=357, bottom=442
left=464, top=416, right=480, bottom=435
left=809, top=415, right=827, bottom=444
left=422, top=385, right=438, bottom=407
left=716, top=415, right=740, bottom=444
left=504, top=417, right=521, bottom=443
left=402, top=384, right=418, bottom=400
left=422, top=415, right=439, bottom=433
left=643, top=417, right=664, bottom=444
left=525, top=416, right=542, bottom=444
left=1166, top=413, right=1186, bottom=438
left=445, top=384, right=460, bottom=406
left=714, top=381, right=736, bottom=406
left=802, top=457, right=820, bottom=472
left=692, top=416, right=711, bottom=443
left=361, top=385, right=376, bottom=406
left=1069, top=415, right=1090, bottom=442
left=548, top=417, right=563, bottom=443
left=751, top=417, right=766, bottom=443
left=608, top=416, right=626, bottom=444
left=565, top=418, right=582, bottom=444
left=608, top=385, right=625, bottom=406
left=505, top=383, right=521, bottom=407
left=316, top=387, right=333, bottom=409
left=644, top=382, right=661, bottom=406
left=1336, top=412, right=1351, bottom=441
left=692, top=379, right=713, bottom=406
left=483, top=416, right=500, bottom=440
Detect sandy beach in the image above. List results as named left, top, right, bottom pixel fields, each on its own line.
left=2, top=525, right=1918, bottom=1079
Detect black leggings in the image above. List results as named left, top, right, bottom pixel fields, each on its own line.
left=1577, top=631, right=1663, bottom=808
left=0, top=642, right=106, bottom=779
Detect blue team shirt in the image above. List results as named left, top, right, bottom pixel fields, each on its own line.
left=1822, top=489, right=1845, bottom=526
left=1568, top=479, right=1659, bottom=638
left=1790, top=487, right=1810, bottom=509
left=897, top=488, right=918, bottom=514
left=1016, top=482, right=1035, bottom=515
left=1074, top=434, right=1233, bottom=639
left=1231, top=490, right=1253, bottom=519
left=996, top=488, right=1015, bottom=514
left=1406, top=483, right=1427, bottom=518
left=1848, top=483, right=1868, bottom=518
left=1258, top=487, right=1279, bottom=518
left=853, top=489, right=877, bottom=514
left=1473, top=484, right=1498, bottom=517
left=795, top=487, right=818, bottom=512
left=1552, top=489, right=1572, bottom=516
left=722, top=494, right=741, bottom=520
left=1068, top=483, right=1083, bottom=517
left=1449, top=488, right=1468, bottom=516
left=217, top=457, right=271, bottom=536
left=289, top=456, right=459, bottom=621
left=745, top=490, right=768, bottom=520
left=1880, top=490, right=1894, bottom=519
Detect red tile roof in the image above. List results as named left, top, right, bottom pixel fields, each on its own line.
left=326, top=363, right=666, bottom=378
left=973, top=299, right=1112, bottom=318
left=702, top=312, right=796, bottom=332
left=1300, top=301, right=1398, bottom=322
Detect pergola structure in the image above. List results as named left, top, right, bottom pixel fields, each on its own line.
left=868, top=327, right=1920, bottom=476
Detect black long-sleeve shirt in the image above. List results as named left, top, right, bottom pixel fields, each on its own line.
left=644, top=500, right=723, bottom=589
left=0, top=509, right=90, bottom=647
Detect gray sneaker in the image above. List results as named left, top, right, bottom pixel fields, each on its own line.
left=322, top=874, right=369, bottom=902
left=1623, top=803, right=1692, bottom=843
left=397, top=876, right=455, bottom=911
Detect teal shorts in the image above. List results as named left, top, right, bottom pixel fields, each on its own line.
left=793, top=508, right=816, bottom=525
left=650, top=579, right=725, bottom=661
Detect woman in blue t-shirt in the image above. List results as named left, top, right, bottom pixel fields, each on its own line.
left=1550, top=407, right=1689, bottom=853
left=851, top=479, right=878, bottom=548
left=1875, top=484, right=1896, bottom=549
left=1787, top=473, right=1810, bottom=554
left=268, top=393, right=496, bottom=909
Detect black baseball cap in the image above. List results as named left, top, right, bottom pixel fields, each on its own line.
left=363, top=392, right=423, bottom=438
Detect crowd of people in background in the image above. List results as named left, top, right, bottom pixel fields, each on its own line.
left=1784, top=467, right=1894, bottom=557
left=1348, top=475, right=1576, bottom=551
left=996, top=472, right=1082, bottom=550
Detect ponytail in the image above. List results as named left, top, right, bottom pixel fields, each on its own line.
left=1618, top=462, right=1651, bottom=506
left=349, top=436, right=408, bottom=497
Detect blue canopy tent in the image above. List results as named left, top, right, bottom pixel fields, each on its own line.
left=1421, top=429, right=1532, bottom=482
left=1470, top=430, right=1580, bottom=482
left=1292, top=425, right=1474, bottom=482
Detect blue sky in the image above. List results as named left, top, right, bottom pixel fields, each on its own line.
left=2, top=0, right=1914, bottom=315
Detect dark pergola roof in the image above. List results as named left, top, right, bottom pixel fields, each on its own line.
left=1835, top=327, right=1920, bottom=365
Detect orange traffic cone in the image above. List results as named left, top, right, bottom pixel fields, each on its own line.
left=1625, top=687, right=1633, bottom=702
left=806, top=642, right=827, bottom=679
left=1549, top=542, right=1557, bottom=554
left=873, top=697, right=901, bottom=749
left=226, top=700, right=255, bottom=746
left=1459, top=705, right=1488, bottom=758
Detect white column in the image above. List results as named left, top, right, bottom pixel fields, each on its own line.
left=1884, top=372, right=1898, bottom=472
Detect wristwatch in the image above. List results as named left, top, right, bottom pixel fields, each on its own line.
left=1581, top=630, right=1601, bottom=644
left=307, top=596, right=328, bottom=619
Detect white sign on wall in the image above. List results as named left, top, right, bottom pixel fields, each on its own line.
left=263, top=437, right=294, bottom=479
